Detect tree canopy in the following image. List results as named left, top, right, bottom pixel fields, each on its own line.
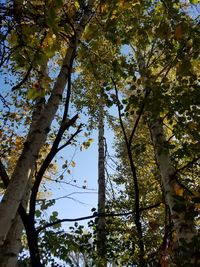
left=0, top=0, right=200, bottom=266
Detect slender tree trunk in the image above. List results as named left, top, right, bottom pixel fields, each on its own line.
left=97, top=102, right=106, bottom=267
left=0, top=214, right=23, bottom=267
left=0, top=0, right=95, bottom=247
left=150, top=116, right=199, bottom=266
left=0, top=178, right=32, bottom=267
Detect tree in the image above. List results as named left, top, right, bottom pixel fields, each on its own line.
left=1, top=0, right=200, bottom=266
left=69, top=0, right=200, bottom=265
left=99, top=0, right=200, bottom=265
left=0, top=0, right=96, bottom=265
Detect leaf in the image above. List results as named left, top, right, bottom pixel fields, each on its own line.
left=15, top=137, right=22, bottom=147
left=74, top=1, right=80, bottom=10
left=35, top=210, right=42, bottom=218
left=71, top=161, right=76, bottom=167
left=174, top=24, right=184, bottom=40
left=189, top=0, right=199, bottom=3
left=52, top=211, right=58, bottom=217
left=194, top=203, right=200, bottom=210
left=174, top=184, right=184, bottom=196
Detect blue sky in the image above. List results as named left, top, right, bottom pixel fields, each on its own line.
left=44, top=119, right=116, bottom=227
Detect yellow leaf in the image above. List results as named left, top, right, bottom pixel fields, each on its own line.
left=71, top=161, right=76, bottom=167
left=187, top=121, right=197, bottom=130
left=194, top=203, right=200, bottom=210
left=111, top=10, right=117, bottom=20
left=15, top=137, right=22, bottom=147
left=74, top=1, right=80, bottom=10
left=172, top=230, right=177, bottom=242
left=174, top=184, right=184, bottom=196
left=117, top=0, right=125, bottom=8
left=98, top=3, right=107, bottom=13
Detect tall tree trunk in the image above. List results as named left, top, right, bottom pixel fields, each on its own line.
left=150, top=117, right=199, bottom=266
left=97, top=103, right=106, bottom=267
left=0, top=0, right=95, bottom=248
left=135, top=48, right=199, bottom=265
left=0, top=69, right=46, bottom=266
left=0, top=214, right=23, bottom=267
left=0, top=178, right=32, bottom=267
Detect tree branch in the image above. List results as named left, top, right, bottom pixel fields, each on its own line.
left=29, top=115, right=80, bottom=220
left=57, top=124, right=83, bottom=152
left=0, top=160, right=9, bottom=187
left=29, top=42, right=77, bottom=221
left=111, top=77, right=129, bottom=149
left=37, top=202, right=161, bottom=233
left=128, top=89, right=150, bottom=148
left=11, top=65, right=32, bottom=91
left=175, top=157, right=200, bottom=175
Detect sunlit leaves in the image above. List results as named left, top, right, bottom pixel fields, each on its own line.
left=80, top=138, right=94, bottom=150
left=174, top=184, right=184, bottom=197
left=71, top=161, right=76, bottom=168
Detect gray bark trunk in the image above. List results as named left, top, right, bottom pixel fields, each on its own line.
left=150, top=117, right=199, bottom=266
left=0, top=179, right=31, bottom=267
left=0, top=214, right=23, bottom=267
left=97, top=103, right=106, bottom=267
left=0, top=0, right=95, bottom=248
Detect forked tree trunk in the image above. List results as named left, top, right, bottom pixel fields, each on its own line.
left=0, top=0, right=95, bottom=250
left=97, top=103, right=106, bottom=267
left=150, top=117, right=199, bottom=266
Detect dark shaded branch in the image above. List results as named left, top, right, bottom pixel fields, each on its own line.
left=146, top=38, right=158, bottom=68
left=37, top=202, right=161, bottom=233
left=128, top=89, right=150, bottom=148
left=175, top=157, right=200, bottom=175
left=111, top=77, right=129, bottom=149
left=112, top=77, right=145, bottom=267
left=63, top=45, right=74, bottom=119
left=11, top=65, right=32, bottom=91
left=29, top=114, right=79, bottom=220
left=57, top=124, right=82, bottom=152
left=0, top=94, right=10, bottom=111
left=29, top=43, right=77, bottom=220
left=0, top=160, right=9, bottom=187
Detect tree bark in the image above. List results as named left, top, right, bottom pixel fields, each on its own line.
left=0, top=0, right=95, bottom=249
left=97, top=103, right=106, bottom=267
left=150, top=117, right=199, bottom=266
left=0, top=178, right=31, bottom=267
left=0, top=214, right=23, bottom=267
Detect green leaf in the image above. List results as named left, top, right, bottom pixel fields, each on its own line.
left=35, top=210, right=42, bottom=218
